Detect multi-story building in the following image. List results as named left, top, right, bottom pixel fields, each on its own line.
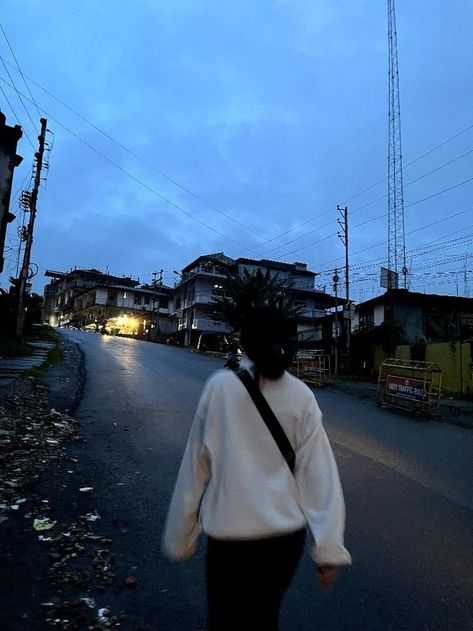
left=235, top=258, right=335, bottom=333
left=43, top=256, right=337, bottom=347
left=171, top=253, right=234, bottom=347
left=172, top=253, right=336, bottom=347
left=43, top=268, right=172, bottom=336
left=0, top=111, right=23, bottom=274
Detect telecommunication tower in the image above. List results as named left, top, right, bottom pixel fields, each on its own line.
left=387, top=0, right=408, bottom=289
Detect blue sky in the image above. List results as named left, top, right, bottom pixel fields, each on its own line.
left=1, top=0, right=472, bottom=301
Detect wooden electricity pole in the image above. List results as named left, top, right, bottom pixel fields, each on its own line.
left=15, top=118, right=47, bottom=341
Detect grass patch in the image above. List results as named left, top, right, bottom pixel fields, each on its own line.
left=26, top=324, right=59, bottom=344
left=24, top=345, right=65, bottom=379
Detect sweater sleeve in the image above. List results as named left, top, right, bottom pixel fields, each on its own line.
left=295, top=396, right=352, bottom=567
left=162, top=394, right=211, bottom=561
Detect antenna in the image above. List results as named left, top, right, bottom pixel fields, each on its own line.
left=387, top=0, right=408, bottom=289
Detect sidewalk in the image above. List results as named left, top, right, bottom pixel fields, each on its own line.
left=195, top=349, right=473, bottom=429
left=0, top=337, right=124, bottom=630
left=0, top=340, right=56, bottom=382
left=326, top=377, right=473, bottom=429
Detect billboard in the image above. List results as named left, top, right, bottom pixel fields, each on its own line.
left=380, top=267, right=399, bottom=289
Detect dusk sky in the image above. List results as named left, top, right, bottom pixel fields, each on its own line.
left=1, top=1, right=472, bottom=301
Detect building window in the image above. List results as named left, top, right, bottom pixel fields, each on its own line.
left=134, top=295, right=142, bottom=305
left=144, top=295, right=150, bottom=305
left=359, top=312, right=374, bottom=330
left=213, top=283, right=225, bottom=297
left=175, top=297, right=181, bottom=309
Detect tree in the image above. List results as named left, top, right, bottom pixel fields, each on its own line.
left=350, top=321, right=408, bottom=377
left=212, top=268, right=298, bottom=331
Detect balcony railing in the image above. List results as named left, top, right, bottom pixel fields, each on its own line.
left=179, top=266, right=227, bottom=284
left=191, top=319, right=232, bottom=333
left=183, top=293, right=219, bottom=308
left=298, top=308, right=327, bottom=319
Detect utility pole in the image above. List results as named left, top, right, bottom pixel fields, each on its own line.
left=152, top=269, right=163, bottom=287
left=337, top=205, right=349, bottom=303
left=15, top=118, right=47, bottom=341
left=333, top=269, right=339, bottom=376
left=337, top=204, right=351, bottom=364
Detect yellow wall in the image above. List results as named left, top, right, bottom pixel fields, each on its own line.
left=393, top=341, right=472, bottom=395
left=395, top=345, right=410, bottom=361
left=427, top=342, right=472, bottom=395
left=373, top=346, right=386, bottom=372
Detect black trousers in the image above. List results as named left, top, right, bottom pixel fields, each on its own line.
left=206, top=529, right=306, bottom=631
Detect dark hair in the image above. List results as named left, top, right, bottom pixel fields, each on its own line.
left=240, top=306, right=297, bottom=379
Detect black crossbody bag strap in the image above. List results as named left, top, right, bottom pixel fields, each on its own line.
left=236, top=368, right=295, bottom=475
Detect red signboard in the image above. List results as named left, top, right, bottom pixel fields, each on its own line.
left=386, top=375, right=427, bottom=402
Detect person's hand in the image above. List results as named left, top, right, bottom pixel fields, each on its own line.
left=316, top=565, right=339, bottom=591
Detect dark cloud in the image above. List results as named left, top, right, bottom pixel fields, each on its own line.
left=1, top=0, right=472, bottom=298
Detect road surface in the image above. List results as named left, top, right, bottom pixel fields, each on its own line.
left=54, top=330, right=473, bottom=629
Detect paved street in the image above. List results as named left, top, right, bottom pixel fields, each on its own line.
left=3, top=329, right=473, bottom=630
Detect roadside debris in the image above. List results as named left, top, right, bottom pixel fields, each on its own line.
left=124, top=576, right=137, bottom=588
left=0, top=379, right=81, bottom=527
left=0, top=379, right=124, bottom=629
left=34, top=517, right=57, bottom=531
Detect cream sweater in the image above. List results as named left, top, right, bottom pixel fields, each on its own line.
left=163, top=359, right=351, bottom=567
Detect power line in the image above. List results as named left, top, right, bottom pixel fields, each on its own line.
left=1, top=63, right=472, bottom=277
left=265, top=173, right=473, bottom=262
left=4, top=58, right=473, bottom=261
left=245, top=121, right=473, bottom=255
left=0, top=57, right=36, bottom=133
left=316, top=205, right=473, bottom=272
left=0, top=23, right=41, bottom=118
left=256, top=148, right=473, bottom=259
left=0, top=58, right=267, bottom=241
left=344, top=233, right=473, bottom=276
left=0, top=80, right=35, bottom=148
left=0, top=77, right=262, bottom=252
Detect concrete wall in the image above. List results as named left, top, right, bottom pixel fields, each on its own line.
left=373, top=304, right=385, bottom=327
left=395, top=304, right=424, bottom=343
left=427, top=342, right=473, bottom=395
left=394, top=341, right=473, bottom=395
left=96, top=288, right=108, bottom=305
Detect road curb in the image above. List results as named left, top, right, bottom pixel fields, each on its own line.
left=42, top=338, right=86, bottom=415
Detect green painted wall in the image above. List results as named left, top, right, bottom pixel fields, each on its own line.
left=426, top=342, right=472, bottom=395
left=393, top=341, right=472, bottom=394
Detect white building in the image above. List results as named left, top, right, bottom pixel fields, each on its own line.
left=171, top=253, right=234, bottom=348
left=172, top=253, right=336, bottom=347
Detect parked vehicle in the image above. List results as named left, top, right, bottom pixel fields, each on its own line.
left=224, top=340, right=242, bottom=371
left=197, top=332, right=229, bottom=352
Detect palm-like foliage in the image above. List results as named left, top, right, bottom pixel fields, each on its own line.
left=212, top=268, right=299, bottom=331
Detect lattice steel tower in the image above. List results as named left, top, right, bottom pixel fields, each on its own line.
left=387, top=0, right=408, bottom=289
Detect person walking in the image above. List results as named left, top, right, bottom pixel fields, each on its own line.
left=163, top=306, right=351, bottom=630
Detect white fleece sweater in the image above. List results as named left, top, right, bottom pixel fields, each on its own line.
left=163, top=359, right=351, bottom=567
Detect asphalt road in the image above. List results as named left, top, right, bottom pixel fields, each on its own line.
left=53, top=330, right=473, bottom=629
